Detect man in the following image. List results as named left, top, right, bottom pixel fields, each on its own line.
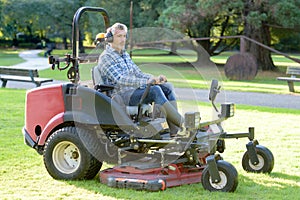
left=97, top=22, right=183, bottom=136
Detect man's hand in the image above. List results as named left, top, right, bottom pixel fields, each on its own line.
left=148, top=75, right=167, bottom=85
left=147, top=77, right=159, bottom=85
left=158, top=75, right=167, bottom=83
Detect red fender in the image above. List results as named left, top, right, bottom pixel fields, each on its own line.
left=38, top=112, right=64, bottom=145
left=24, top=84, right=65, bottom=144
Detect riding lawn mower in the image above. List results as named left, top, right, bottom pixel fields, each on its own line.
left=22, top=7, right=274, bottom=192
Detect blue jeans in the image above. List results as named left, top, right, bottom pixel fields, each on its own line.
left=129, top=82, right=176, bottom=106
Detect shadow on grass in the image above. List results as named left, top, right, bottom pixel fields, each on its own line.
left=64, top=170, right=300, bottom=200
left=269, top=172, right=300, bottom=182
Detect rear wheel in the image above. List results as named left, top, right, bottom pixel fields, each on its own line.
left=43, top=127, right=102, bottom=180
left=201, top=160, right=238, bottom=192
left=242, top=145, right=274, bottom=173
left=77, top=128, right=118, bottom=164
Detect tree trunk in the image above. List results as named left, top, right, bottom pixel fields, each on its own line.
left=191, top=41, right=213, bottom=66
left=12, top=38, right=19, bottom=47
left=169, top=42, right=177, bottom=55
left=243, top=1, right=276, bottom=71
left=187, top=22, right=213, bottom=60
left=63, top=36, right=68, bottom=49
left=244, top=23, right=276, bottom=71
left=79, top=31, right=85, bottom=54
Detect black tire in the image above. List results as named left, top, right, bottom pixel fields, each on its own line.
left=242, top=145, right=274, bottom=173
left=43, top=127, right=102, bottom=180
left=77, top=128, right=118, bottom=164
left=201, top=160, right=238, bottom=192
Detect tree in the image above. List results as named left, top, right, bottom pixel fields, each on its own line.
left=0, top=0, right=37, bottom=44
left=2, top=0, right=300, bottom=70
left=159, top=0, right=300, bottom=71
left=244, top=0, right=300, bottom=70
left=136, top=0, right=165, bottom=27
left=31, top=0, right=92, bottom=51
left=159, top=0, right=242, bottom=63
left=0, top=0, right=88, bottom=50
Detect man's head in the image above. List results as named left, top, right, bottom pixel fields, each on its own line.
left=106, top=23, right=128, bottom=52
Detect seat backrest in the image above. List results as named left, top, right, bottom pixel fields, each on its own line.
left=91, top=66, right=104, bottom=85
left=91, top=66, right=152, bottom=117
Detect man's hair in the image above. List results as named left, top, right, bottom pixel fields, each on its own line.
left=109, top=23, right=128, bottom=35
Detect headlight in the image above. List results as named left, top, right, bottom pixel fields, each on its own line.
left=221, top=103, right=235, bottom=118
left=184, top=112, right=200, bottom=129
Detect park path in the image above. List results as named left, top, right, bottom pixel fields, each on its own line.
left=9, top=50, right=50, bottom=70
left=175, top=88, right=300, bottom=110
left=1, top=50, right=300, bottom=109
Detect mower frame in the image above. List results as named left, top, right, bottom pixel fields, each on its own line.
left=22, top=6, right=274, bottom=193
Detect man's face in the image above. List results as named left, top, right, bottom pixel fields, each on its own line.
left=111, top=29, right=127, bottom=52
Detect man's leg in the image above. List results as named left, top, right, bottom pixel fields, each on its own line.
left=168, top=100, right=181, bottom=136
left=158, top=83, right=182, bottom=136
left=153, top=101, right=181, bottom=136
left=129, top=85, right=183, bottom=130
left=160, top=101, right=183, bottom=128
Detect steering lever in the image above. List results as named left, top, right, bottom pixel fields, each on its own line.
left=48, top=54, right=73, bottom=71
left=137, top=79, right=156, bottom=122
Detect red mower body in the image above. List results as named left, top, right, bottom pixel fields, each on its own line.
left=22, top=82, right=137, bottom=153
left=23, top=84, right=64, bottom=148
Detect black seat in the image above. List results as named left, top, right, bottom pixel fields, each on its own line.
left=91, top=66, right=152, bottom=117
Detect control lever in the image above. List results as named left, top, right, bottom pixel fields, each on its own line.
left=48, top=54, right=73, bottom=71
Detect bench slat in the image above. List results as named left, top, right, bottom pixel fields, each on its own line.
left=0, top=75, right=53, bottom=82
left=276, top=77, right=300, bottom=82
left=277, top=66, right=300, bottom=92
left=0, top=67, right=52, bottom=88
left=0, top=67, right=39, bottom=77
left=277, top=76, right=300, bottom=92
left=287, top=66, right=300, bottom=75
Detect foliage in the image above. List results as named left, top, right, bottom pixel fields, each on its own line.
left=1, top=0, right=300, bottom=70
left=0, top=0, right=84, bottom=48
left=159, top=0, right=243, bottom=56
left=158, top=0, right=300, bottom=70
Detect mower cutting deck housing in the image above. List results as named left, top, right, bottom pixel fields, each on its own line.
left=100, top=163, right=204, bottom=191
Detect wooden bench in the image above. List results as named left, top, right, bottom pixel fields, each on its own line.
left=0, top=67, right=53, bottom=88
left=277, top=66, right=300, bottom=92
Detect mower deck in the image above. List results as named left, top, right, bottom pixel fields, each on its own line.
left=100, top=161, right=204, bottom=191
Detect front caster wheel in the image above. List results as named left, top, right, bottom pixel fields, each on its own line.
left=242, top=145, right=274, bottom=173
left=43, top=127, right=102, bottom=180
left=201, top=160, right=238, bottom=192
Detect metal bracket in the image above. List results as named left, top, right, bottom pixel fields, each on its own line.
left=246, top=141, right=259, bottom=165
left=206, top=155, right=221, bottom=183
left=248, top=127, right=255, bottom=140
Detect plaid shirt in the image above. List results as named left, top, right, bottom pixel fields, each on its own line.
left=98, top=45, right=151, bottom=92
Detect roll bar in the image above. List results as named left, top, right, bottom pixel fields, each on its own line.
left=49, top=7, right=110, bottom=83
left=72, top=6, right=110, bottom=59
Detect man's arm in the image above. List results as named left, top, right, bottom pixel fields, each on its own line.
left=100, top=54, right=149, bottom=88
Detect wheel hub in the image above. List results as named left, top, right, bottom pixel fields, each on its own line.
left=52, top=141, right=81, bottom=174
left=249, top=154, right=264, bottom=170
left=72, top=151, right=79, bottom=159
left=209, top=171, right=227, bottom=189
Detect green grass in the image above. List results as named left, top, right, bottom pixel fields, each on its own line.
left=0, top=89, right=299, bottom=199
left=0, top=49, right=25, bottom=66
